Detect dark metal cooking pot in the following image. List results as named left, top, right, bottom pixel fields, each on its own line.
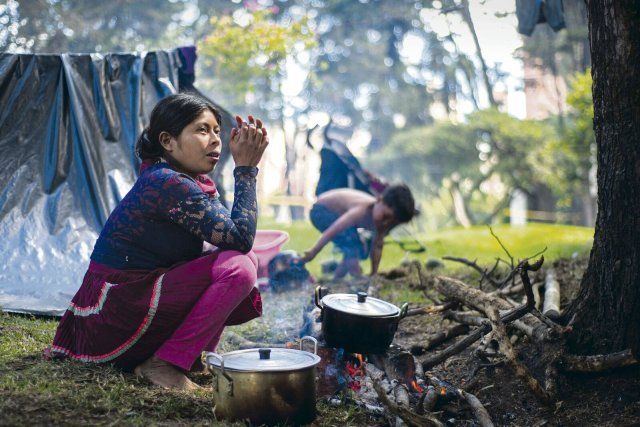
left=315, top=287, right=408, bottom=354
left=204, top=336, right=320, bottom=426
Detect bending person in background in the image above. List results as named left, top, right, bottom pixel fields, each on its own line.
left=47, top=93, right=269, bottom=391
left=300, top=185, right=415, bottom=279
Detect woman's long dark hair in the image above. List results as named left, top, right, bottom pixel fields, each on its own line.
left=135, top=93, right=221, bottom=160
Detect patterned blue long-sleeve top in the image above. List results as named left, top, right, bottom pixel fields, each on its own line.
left=91, top=162, right=258, bottom=270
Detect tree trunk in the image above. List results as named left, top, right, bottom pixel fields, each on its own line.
left=564, top=0, right=640, bottom=356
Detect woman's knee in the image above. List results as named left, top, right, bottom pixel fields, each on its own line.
left=213, top=251, right=257, bottom=288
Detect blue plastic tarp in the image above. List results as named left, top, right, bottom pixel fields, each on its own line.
left=0, top=47, right=231, bottom=316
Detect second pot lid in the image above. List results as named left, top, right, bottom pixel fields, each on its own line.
left=321, top=292, right=400, bottom=317
left=208, top=348, right=321, bottom=372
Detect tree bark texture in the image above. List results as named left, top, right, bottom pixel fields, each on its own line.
left=564, top=0, right=640, bottom=356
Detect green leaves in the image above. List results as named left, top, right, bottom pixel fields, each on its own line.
left=198, top=9, right=316, bottom=107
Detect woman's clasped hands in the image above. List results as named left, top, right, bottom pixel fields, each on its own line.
left=230, top=115, right=269, bottom=167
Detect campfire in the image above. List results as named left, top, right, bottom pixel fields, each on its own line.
left=302, top=301, right=470, bottom=427
left=296, top=269, right=518, bottom=426
left=224, top=252, right=618, bottom=426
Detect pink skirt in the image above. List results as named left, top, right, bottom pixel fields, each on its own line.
left=47, top=252, right=262, bottom=371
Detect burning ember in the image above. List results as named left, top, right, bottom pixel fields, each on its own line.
left=410, top=379, right=423, bottom=393
left=344, top=353, right=366, bottom=391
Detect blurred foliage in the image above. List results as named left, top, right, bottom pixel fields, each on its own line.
left=537, top=69, right=594, bottom=209
left=370, top=108, right=559, bottom=225
left=306, top=0, right=490, bottom=144
left=0, top=0, right=191, bottom=53
left=197, top=8, right=316, bottom=111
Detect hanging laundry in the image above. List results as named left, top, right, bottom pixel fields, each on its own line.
left=516, top=0, right=566, bottom=36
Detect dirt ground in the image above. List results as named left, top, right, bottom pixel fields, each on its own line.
left=388, top=256, right=640, bottom=426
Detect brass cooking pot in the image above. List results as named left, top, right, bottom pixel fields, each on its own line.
left=204, top=336, right=320, bottom=426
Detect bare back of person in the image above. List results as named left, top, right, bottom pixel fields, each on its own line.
left=315, top=188, right=376, bottom=227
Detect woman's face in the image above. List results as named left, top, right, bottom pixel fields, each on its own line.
left=162, top=109, right=221, bottom=178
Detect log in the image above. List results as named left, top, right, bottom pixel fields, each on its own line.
left=529, top=308, right=565, bottom=335
left=369, top=350, right=420, bottom=389
left=495, top=283, right=523, bottom=296
left=484, top=305, right=552, bottom=403
left=393, top=383, right=411, bottom=408
left=423, top=259, right=544, bottom=370
left=421, top=321, right=489, bottom=370
left=418, top=385, right=439, bottom=413
left=561, top=349, right=639, bottom=372
left=532, top=282, right=543, bottom=310
left=543, top=268, right=561, bottom=319
left=406, top=302, right=454, bottom=317
left=435, top=276, right=512, bottom=312
left=414, top=356, right=425, bottom=380
left=428, top=374, right=494, bottom=427
left=411, top=323, right=470, bottom=355
left=364, top=362, right=387, bottom=382
left=437, top=276, right=549, bottom=340
left=393, top=383, right=411, bottom=427
left=444, top=310, right=485, bottom=326
left=372, top=380, right=445, bottom=427
left=458, top=389, right=495, bottom=427
left=327, top=397, right=385, bottom=416
left=511, top=319, right=534, bottom=338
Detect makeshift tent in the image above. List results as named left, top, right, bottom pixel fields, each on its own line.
left=0, top=47, right=232, bottom=316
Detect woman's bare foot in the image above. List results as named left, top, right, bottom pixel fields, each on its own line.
left=134, top=355, right=201, bottom=391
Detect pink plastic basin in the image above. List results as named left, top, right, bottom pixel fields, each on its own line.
left=253, top=230, right=290, bottom=278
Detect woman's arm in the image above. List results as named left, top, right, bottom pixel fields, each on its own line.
left=162, top=167, right=258, bottom=253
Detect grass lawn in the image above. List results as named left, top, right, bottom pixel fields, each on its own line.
left=259, top=218, right=594, bottom=277
left=0, top=221, right=594, bottom=425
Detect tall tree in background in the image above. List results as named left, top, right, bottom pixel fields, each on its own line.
left=564, top=1, right=640, bottom=356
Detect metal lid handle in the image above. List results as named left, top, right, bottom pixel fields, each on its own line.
left=259, top=348, right=271, bottom=360
left=399, top=302, right=409, bottom=319
left=299, top=336, right=318, bottom=354
left=204, top=352, right=234, bottom=396
left=315, top=286, right=324, bottom=309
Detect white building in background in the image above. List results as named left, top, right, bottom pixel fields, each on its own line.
left=510, top=189, right=528, bottom=226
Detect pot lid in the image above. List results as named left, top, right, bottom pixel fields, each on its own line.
left=321, top=292, right=400, bottom=317
left=208, top=348, right=321, bottom=372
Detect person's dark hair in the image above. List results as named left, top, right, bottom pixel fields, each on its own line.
left=136, top=93, right=221, bottom=160
left=382, top=183, right=416, bottom=223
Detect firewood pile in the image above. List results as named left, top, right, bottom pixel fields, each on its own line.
left=221, top=233, right=638, bottom=426
left=348, top=245, right=637, bottom=426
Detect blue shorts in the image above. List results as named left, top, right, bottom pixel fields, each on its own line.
left=309, top=204, right=370, bottom=260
